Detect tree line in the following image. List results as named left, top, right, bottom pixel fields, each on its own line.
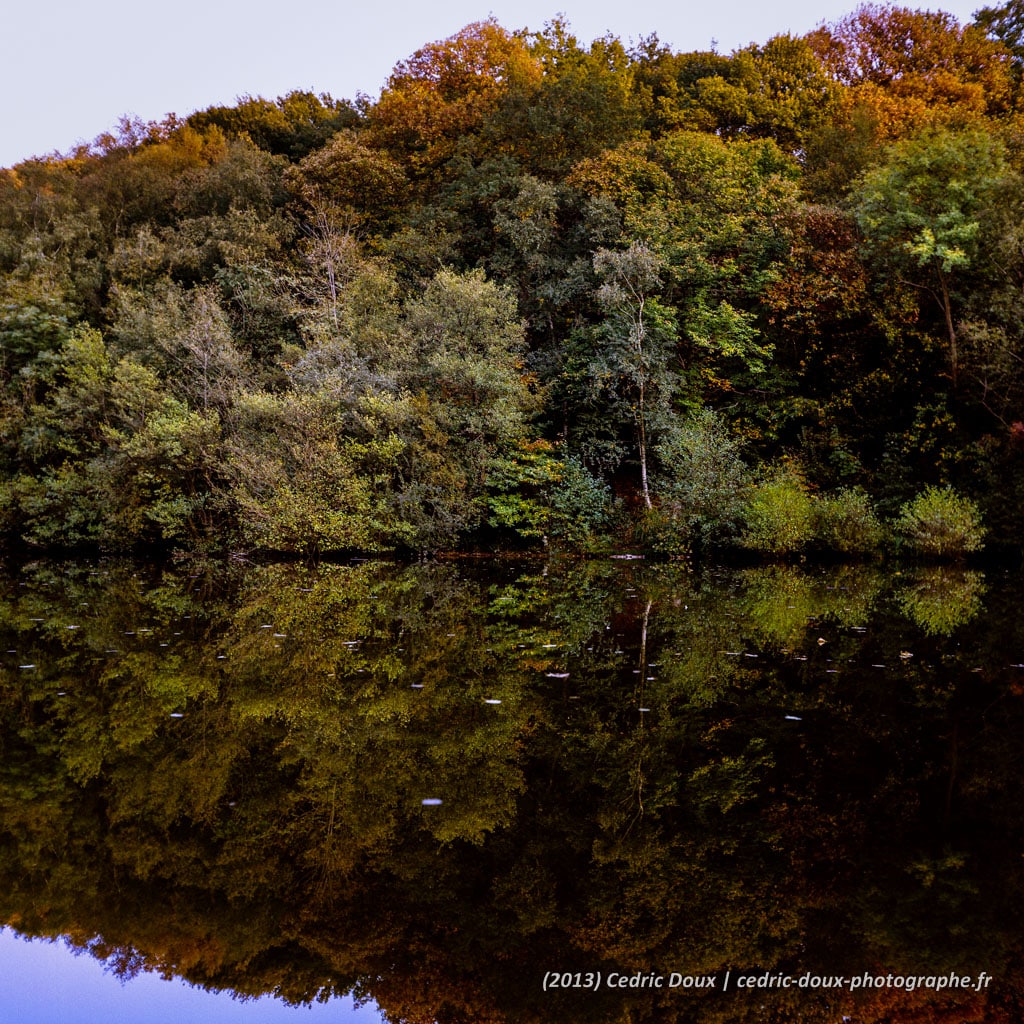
left=3, top=3, right=1024, bottom=556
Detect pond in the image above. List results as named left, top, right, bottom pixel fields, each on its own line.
left=0, top=556, right=1021, bottom=1023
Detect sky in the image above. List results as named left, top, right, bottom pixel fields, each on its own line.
left=1, top=0, right=990, bottom=168
left=0, top=930, right=385, bottom=1024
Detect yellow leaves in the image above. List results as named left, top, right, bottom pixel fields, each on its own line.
left=0, top=167, right=24, bottom=190
left=133, top=125, right=228, bottom=178
left=567, top=141, right=674, bottom=211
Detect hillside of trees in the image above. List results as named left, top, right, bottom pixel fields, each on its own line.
left=4, top=3, right=1024, bottom=557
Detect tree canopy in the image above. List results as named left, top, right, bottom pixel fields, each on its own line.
left=3, top=5, right=1024, bottom=556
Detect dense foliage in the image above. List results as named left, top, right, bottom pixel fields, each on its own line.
left=4, top=4, right=1024, bottom=556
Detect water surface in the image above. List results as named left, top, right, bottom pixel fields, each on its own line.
left=1, top=557, right=1021, bottom=1022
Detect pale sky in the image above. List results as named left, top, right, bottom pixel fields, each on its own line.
left=0, top=930, right=384, bottom=1023
left=2, top=0, right=987, bottom=168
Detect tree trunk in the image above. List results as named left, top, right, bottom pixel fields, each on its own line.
left=938, top=266, right=958, bottom=388
left=638, top=381, right=652, bottom=510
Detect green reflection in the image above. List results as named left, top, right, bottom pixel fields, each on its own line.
left=737, top=563, right=886, bottom=646
left=897, top=567, right=987, bottom=636
left=0, top=558, right=1020, bottom=1024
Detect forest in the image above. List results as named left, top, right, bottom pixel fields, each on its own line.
left=3, top=2, right=1024, bottom=558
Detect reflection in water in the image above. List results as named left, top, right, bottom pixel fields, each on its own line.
left=897, top=567, right=987, bottom=636
left=0, top=928, right=383, bottom=1024
left=0, top=557, right=1022, bottom=1023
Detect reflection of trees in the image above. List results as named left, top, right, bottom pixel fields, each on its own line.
left=897, top=567, right=986, bottom=636
left=0, top=558, right=1021, bottom=1023
left=738, top=563, right=886, bottom=645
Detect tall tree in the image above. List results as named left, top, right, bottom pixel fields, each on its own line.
left=854, top=128, right=1008, bottom=387
left=366, top=21, right=541, bottom=179
left=673, top=35, right=840, bottom=154
left=186, top=91, right=360, bottom=159
left=587, top=243, right=680, bottom=509
left=975, top=0, right=1024, bottom=67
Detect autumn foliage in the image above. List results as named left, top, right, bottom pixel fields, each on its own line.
left=3, top=6, right=1024, bottom=556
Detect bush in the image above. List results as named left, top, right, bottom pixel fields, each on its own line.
left=636, top=505, right=685, bottom=555
left=485, top=443, right=562, bottom=542
left=741, top=468, right=814, bottom=555
left=814, top=487, right=886, bottom=554
left=485, top=444, right=611, bottom=549
left=896, top=486, right=985, bottom=557
left=548, top=457, right=612, bottom=547
left=657, top=409, right=750, bottom=549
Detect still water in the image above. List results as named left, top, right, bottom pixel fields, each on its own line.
left=0, top=556, right=1021, bottom=1023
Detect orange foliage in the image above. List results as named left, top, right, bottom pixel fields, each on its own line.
left=807, top=4, right=1014, bottom=141
left=367, top=21, right=542, bottom=175
left=842, top=981, right=1006, bottom=1023
left=763, top=206, right=870, bottom=337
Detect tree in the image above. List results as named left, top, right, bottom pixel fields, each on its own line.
left=398, top=267, right=537, bottom=470
left=679, top=35, right=840, bottom=154
left=570, top=132, right=793, bottom=404
left=486, top=20, right=640, bottom=176
left=588, top=243, right=680, bottom=509
left=226, top=390, right=408, bottom=554
left=367, top=21, right=541, bottom=178
left=976, top=0, right=1024, bottom=66
left=286, top=131, right=409, bottom=236
left=808, top=4, right=1013, bottom=141
left=186, top=91, right=360, bottom=159
left=2, top=327, right=222, bottom=547
left=252, top=266, right=537, bottom=552
left=854, top=128, right=1008, bottom=387
left=657, top=408, right=751, bottom=547
left=113, top=283, right=250, bottom=414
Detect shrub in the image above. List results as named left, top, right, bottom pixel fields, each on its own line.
left=741, top=468, right=814, bottom=555
left=485, top=443, right=562, bottom=542
left=896, top=486, right=985, bottom=557
left=657, top=409, right=750, bottom=549
left=637, top=505, right=684, bottom=555
left=485, top=444, right=611, bottom=549
left=814, top=487, right=886, bottom=554
left=548, top=457, right=612, bottom=547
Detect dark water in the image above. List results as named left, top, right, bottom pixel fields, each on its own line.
left=1, top=556, right=1021, bottom=1023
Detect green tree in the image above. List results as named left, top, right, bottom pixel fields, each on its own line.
left=186, top=91, right=360, bottom=159
left=2, top=328, right=222, bottom=547
left=286, top=131, right=409, bottom=236
left=657, top=408, right=751, bottom=548
left=112, top=283, right=250, bottom=414
left=495, top=20, right=640, bottom=176
left=226, top=390, right=409, bottom=554
left=681, top=35, right=840, bottom=153
left=571, top=131, right=795, bottom=412
left=398, top=268, right=535, bottom=451
left=587, top=243, right=680, bottom=509
left=854, top=127, right=1008, bottom=387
